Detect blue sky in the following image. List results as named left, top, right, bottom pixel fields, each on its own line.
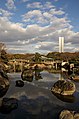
left=0, top=0, right=79, bottom=54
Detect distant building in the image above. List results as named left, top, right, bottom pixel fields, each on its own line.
left=59, top=37, right=64, bottom=53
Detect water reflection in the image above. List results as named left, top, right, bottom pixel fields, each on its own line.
left=35, top=69, right=43, bottom=80
left=18, top=95, right=60, bottom=119
left=21, top=69, right=43, bottom=82
left=52, top=92, right=75, bottom=103
left=21, top=68, right=64, bottom=82
left=59, top=72, right=64, bottom=80
left=0, top=70, right=79, bottom=119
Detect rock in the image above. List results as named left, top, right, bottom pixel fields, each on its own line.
left=3, top=79, right=9, bottom=87
left=0, top=69, right=8, bottom=79
left=0, top=65, right=8, bottom=79
left=34, top=64, right=46, bottom=69
left=0, top=77, right=9, bottom=88
left=59, top=110, right=74, bottom=119
left=16, top=80, right=24, bottom=87
left=0, top=79, right=6, bottom=89
left=74, top=113, right=79, bottom=119
left=52, top=92, right=75, bottom=103
left=0, top=76, right=9, bottom=86
left=59, top=110, right=79, bottom=119
left=0, top=98, right=18, bottom=114
left=0, top=76, right=9, bottom=98
left=21, top=69, right=33, bottom=82
left=51, top=80, right=76, bottom=95
left=0, top=86, right=9, bottom=98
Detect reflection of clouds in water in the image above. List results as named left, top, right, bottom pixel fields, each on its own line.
left=20, top=95, right=53, bottom=115
left=8, top=90, right=49, bottom=100
left=7, top=73, right=21, bottom=81
left=40, top=71, right=59, bottom=82
left=9, top=92, right=26, bottom=99
left=1, top=72, right=79, bottom=119
left=25, top=81, right=50, bottom=90
left=7, top=71, right=61, bottom=100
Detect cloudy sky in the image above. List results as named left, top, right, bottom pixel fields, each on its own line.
left=0, top=0, right=79, bottom=54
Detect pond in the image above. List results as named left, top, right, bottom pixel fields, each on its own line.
left=0, top=70, right=79, bottom=119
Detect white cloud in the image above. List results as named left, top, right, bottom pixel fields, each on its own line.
left=49, top=9, right=65, bottom=15
left=22, top=3, right=66, bottom=26
left=22, top=10, right=49, bottom=25
left=22, top=0, right=29, bottom=2
left=54, top=0, right=59, bottom=2
left=1, top=15, right=79, bottom=53
left=0, top=8, right=13, bottom=19
left=23, top=10, right=42, bottom=19
left=5, top=0, right=16, bottom=10
left=27, top=2, right=42, bottom=9
left=0, top=1, right=79, bottom=53
left=26, top=2, right=55, bottom=10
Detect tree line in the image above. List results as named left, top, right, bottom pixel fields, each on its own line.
left=0, top=42, right=79, bottom=65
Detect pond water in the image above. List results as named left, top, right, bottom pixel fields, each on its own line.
left=0, top=70, right=79, bottom=119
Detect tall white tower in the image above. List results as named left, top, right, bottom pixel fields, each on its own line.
left=59, top=37, right=64, bottom=53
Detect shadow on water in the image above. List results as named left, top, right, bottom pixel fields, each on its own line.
left=0, top=94, right=79, bottom=119
left=11, top=95, right=62, bottom=119
left=0, top=95, right=63, bottom=119
left=0, top=86, right=9, bottom=98
left=0, top=97, right=18, bottom=114
left=52, top=92, right=75, bottom=103
left=35, top=69, right=43, bottom=80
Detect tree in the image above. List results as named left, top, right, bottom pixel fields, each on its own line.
left=1, top=50, right=8, bottom=64
left=35, top=52, right=41, bottom=63
left=0, top=42, right=8, bottom=64
left=0, top=43, right=6, bottom=53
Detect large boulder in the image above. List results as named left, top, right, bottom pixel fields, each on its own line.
left=52, top=92, right=75, bottom=103
left=51, top=80, right=76, bottom=96
left=0, top=98, right=18, bottom=114
left=0, top=69, right=8, bottom=79
left=21, top=69, right=33, bottom=82
left=59, top=110, right=73, bottom=119
left=0, top=68, right=9, bottom=97
left=59, top=110, right=79, bottom=119
left=0, top=76, right=9, bottom=88
left=0, top=77, right=9, bottom=98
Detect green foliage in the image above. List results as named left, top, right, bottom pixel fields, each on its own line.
left=35, top=52, right=41, bottom=63
left=46, top=52, right=79, bottom=62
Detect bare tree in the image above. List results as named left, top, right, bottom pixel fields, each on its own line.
left=0, top=43, right=6, bottom=53
left=0, top=42, right=8, bottom=64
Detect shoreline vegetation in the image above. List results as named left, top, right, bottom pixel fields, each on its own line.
left=0, top=42, right=79, bottom=81
left=1, top=43, right=79, bottom=118
left=1, top=42, right=79, bottom=81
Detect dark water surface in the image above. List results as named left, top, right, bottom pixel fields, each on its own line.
left=0, top=70, right=79, bottom=119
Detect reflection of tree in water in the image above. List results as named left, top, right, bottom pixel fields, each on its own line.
left=60, top=68, right=69, bottom=80
left=35, top=69, right=42, bottom=80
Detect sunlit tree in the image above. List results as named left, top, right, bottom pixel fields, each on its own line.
left=0, top=43, right=6, bottom=52
left=0, top=42, right=8, bottom=64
